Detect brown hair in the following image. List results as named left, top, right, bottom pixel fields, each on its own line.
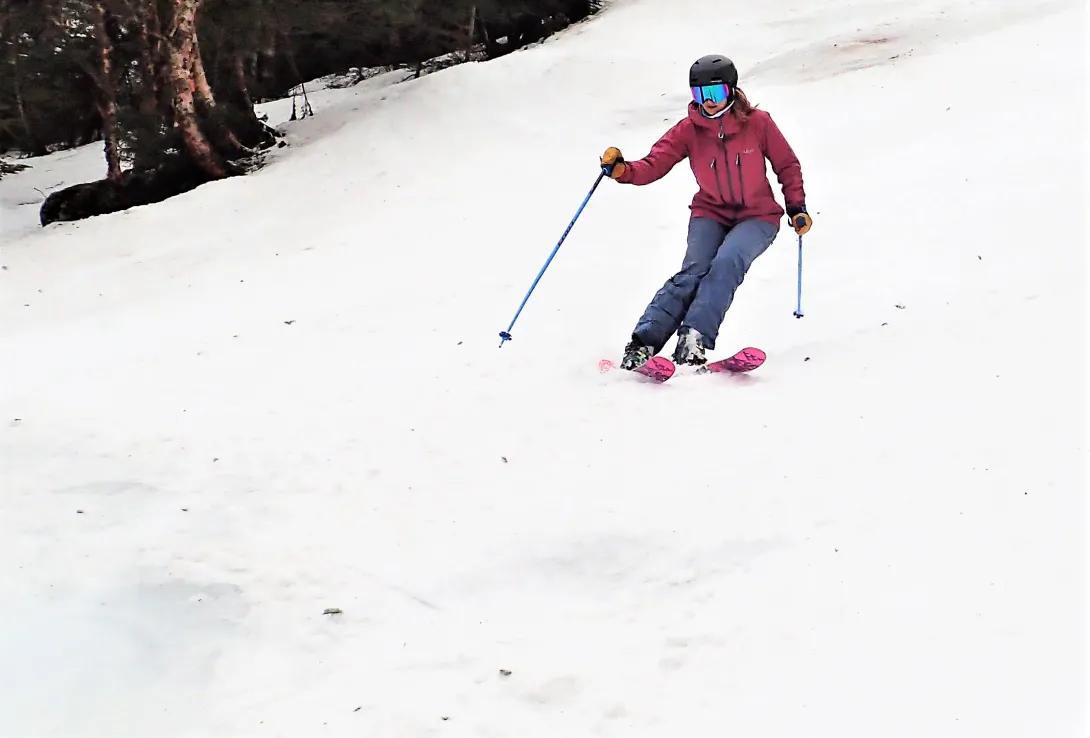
left=731, top=87, right=757, bottom=124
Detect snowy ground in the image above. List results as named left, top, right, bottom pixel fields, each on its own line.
left=1, top=0, right=1086, bottom=735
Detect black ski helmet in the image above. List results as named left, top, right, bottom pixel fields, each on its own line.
left=689, top=54, right=738, bottom=90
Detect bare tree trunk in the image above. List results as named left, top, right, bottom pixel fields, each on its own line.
left=143, top=0, right=176, bottom=123
left=279, top=30, right=302, bottom=90
left=232, top=52, right=253, bottom=109
left=8, top=39, right=33, bottom=150
left=189, top=33, right=251, bottom=157
left=91, top=1, right=122, bottom=181
left=278, top=30, right=311, bottom=119
left=133, top=0, right=159, bottom=115
left=465, top=5, right=477, bottom=61
left=259, top=24, right=277, bottom=93
left=121, top=0, right=169, bottom=170
left=189, top=32, right=213, bottom=107
left=164, top=0, right=227, bottom=177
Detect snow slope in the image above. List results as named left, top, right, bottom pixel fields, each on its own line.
left=1, top=0, right=1086, bottom=735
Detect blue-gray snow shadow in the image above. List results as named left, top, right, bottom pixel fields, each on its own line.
left=0, top=578, right=246, bottom=737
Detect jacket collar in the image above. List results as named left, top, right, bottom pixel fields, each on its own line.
left=686, top=101, right=742, bottom=136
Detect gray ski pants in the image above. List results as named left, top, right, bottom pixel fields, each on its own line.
left=632, top=216, right=779, bottom=352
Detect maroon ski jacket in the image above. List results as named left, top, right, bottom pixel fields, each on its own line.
left=617, top=101, right=806, bottom=227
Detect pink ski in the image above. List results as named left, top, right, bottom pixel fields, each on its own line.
left=598, top=355, right=675, bottom=383
left=696, top=347, right=766, bottom=374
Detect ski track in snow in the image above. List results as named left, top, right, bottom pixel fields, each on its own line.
left=0, top=0, right=1086, bottom=736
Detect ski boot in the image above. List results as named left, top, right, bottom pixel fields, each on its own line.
left=672, top=328, right=707, bottom=366
left=620, top=336, right=654, bottom=370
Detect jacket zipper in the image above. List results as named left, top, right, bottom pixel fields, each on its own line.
left=710, top=158, right=726, bottom=202
left=717, top=126, right=736, bottom=203
left=735, top=153, right=746, bottom=207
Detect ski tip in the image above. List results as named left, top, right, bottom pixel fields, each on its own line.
left=699, top=346, right=767, bottom=375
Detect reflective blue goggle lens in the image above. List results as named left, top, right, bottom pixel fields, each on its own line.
left=691, top=83, right=730, bottom=104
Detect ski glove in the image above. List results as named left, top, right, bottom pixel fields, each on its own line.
left=787, top=205, right=812, bottom=235
left=600, top=147, right=626, bottom=179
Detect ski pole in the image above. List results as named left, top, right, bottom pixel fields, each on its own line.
left=793, top=233, right=804, bottom=318
left=498, top=170, right=606, bottom=347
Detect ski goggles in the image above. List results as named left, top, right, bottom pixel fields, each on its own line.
left=691, top=83, right=731, bottom=104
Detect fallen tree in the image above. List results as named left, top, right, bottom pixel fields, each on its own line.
left=0, top=159, right=30, bottom=178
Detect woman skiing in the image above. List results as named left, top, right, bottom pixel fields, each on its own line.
left=600, top=54, right=811, bottom=369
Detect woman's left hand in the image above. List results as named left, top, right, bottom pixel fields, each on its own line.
left=788, top=206, right=812, bottom=235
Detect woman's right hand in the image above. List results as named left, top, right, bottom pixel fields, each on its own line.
left=600, top=147, right=626, bottom=179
